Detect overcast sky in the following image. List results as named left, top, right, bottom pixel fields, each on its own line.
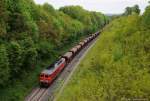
left=34, top=0, right=149, bottom=14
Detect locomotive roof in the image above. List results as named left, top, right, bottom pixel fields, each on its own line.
left=42, top=58, right=65, bottom=75
left=41, top=69, right=53, bottom=75
left=55, top=58, right=65, bottom=67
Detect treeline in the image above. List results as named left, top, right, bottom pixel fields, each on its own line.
left=123, top=5, right=141, bottom=15
left=57, top=4, right=150, bottom=101
left=0, top=0, right=108, bottom=90
left=110, top=5, right=141, bottom=20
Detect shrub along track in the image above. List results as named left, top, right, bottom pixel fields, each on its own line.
left=25, top=35, right=99, bottom=101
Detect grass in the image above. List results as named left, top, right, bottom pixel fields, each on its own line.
left=56, top=15, right=150, bottom=101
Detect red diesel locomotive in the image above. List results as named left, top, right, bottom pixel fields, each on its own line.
left=39, top=31, right=100, bottom=87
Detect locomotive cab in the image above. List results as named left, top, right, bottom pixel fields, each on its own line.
left=40, top=70, right=53, bottom=87
left=40, top=58, right=66, bottom=88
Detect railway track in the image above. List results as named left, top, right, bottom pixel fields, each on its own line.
left=26, top=88, right=47, bottom=101
left=25, top=33, right=99, bottom=101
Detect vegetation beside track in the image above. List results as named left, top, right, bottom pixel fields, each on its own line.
left=56, top=5, right=150, bottom=101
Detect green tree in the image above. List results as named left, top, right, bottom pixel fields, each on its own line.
left=142, top=5, right=150, bottom=28
left=59, top=6, right=108, bottom=34
left=132, top=5, right=140, bottom=14
left=20, top=37, right=37, bottom=70
left=0, top=45, right=9, bottom=87
left=124, top=7, right=132, bottom=15
left=0, top=0, right=8, bottom=37
left=124, top=5, right=140, bottom=16
left=8, top=41, right=23, bottom=78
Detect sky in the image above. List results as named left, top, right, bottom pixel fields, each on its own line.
left=34, top=0, right=149, bottom=14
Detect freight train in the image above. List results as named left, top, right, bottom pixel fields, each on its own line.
left=39, top=31, right=100, bottom=87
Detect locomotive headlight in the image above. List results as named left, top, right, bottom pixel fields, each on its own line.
left=40, top=80, right=44, bottom=82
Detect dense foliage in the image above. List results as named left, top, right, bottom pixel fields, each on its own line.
left=0, top=0, right=108, bottom=100
left=59, top=6, right=108, bottom=32
left=57, top=5, right=150, bottom=101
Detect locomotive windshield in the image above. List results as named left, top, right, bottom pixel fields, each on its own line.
left=40, top=74, right=44, bottom=77
left=45, top=75, right=49, bottom=78
left=56, top=59, right=63, bottom=65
